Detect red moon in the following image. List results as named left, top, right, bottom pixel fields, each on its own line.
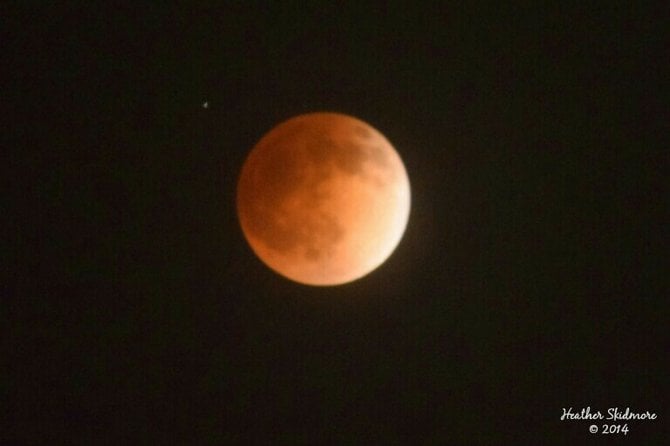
left=237, top=112, right=411, bottom=286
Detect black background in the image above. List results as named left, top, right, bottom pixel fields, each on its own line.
left=6, top=3, right=668, bottom=444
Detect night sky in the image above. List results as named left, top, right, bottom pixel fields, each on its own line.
left=7, top=3, right=667, bottom=444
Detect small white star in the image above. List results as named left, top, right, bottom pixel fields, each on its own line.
left=202, top=101, right=209, bottom=109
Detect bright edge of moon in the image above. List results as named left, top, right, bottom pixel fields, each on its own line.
left=237, top=112, right=411, bottom=286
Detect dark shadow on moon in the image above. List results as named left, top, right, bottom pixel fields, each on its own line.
left=238, top=115, right=396, bottom=263
left=242, top=199, right=344, bottom=262
left=353, top=124, right=372, bottom=139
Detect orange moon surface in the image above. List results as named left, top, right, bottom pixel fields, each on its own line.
left=237, top=112, right=411, bottom=286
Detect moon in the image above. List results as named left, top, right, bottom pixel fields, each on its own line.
left=236, top=112, right=411, bottom=286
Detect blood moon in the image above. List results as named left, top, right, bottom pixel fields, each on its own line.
left=237, top=112, right=411, bottom=286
